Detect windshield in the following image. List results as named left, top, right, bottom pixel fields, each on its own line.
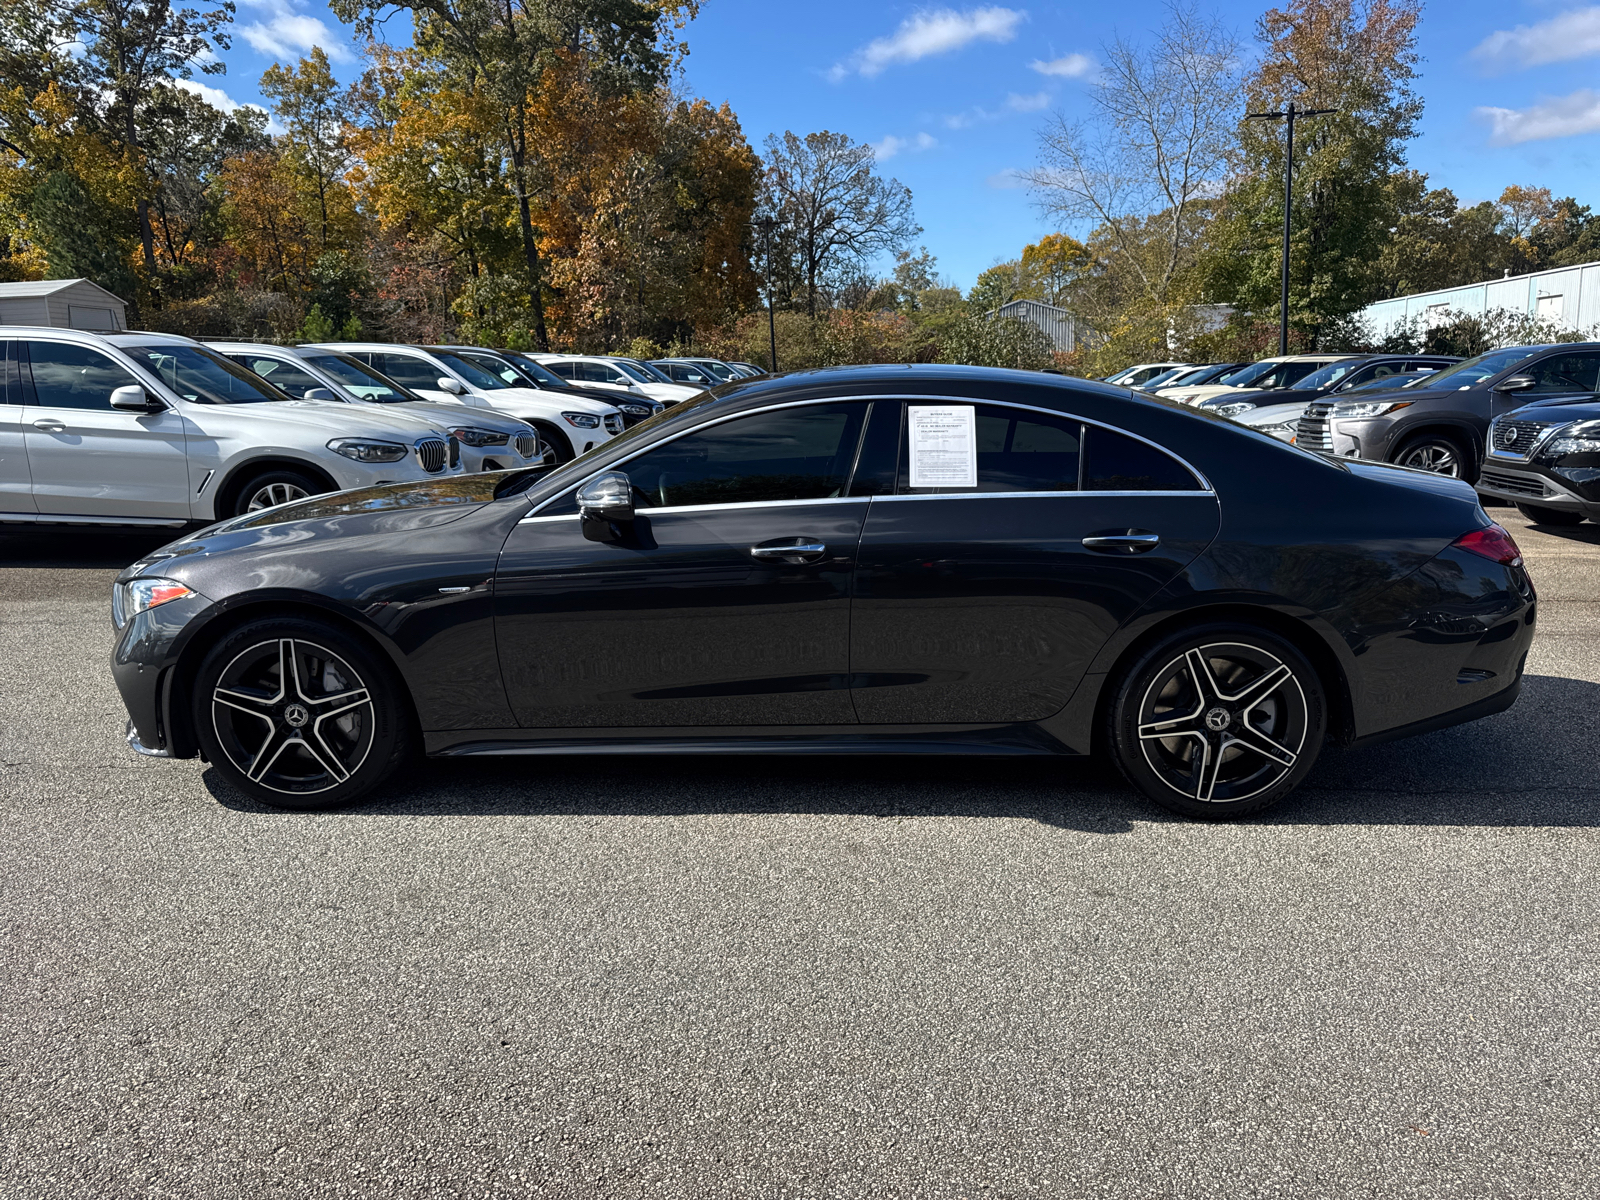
left=1423, top=347, right=1543, bottom=390
left=435, top=352, right=510, bottom=390
left=1221, top=360, right=1286, bottom=388
left=1294, top=361, right=1364, bottom=391
left=1164, top=366, right=1212, bottom=387
left=460, top=351, right=534, bottom=388
left=504, top=354, right=572, bottom=388
left=303, top=352, right=419, bottom=402
left=1139, top=368, right=1186, bottom=389
left=127, top=344, right=291, bottom=403
left=696, top=361, right=737, bottom=382
left=611, top=360, right=653, bottom=383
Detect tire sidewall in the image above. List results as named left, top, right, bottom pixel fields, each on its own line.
left=1105, top=623, right=1328, bottom=820
left=192, top=616, right=410, bottom=810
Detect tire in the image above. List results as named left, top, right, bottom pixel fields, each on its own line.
left=192, top=616, right=413, bottom=810
left=1515, top=502, right=1585, bottom=527
left=1103, top=623, right=1327, bottom=820
left=231, top=468, right=325, bottom=516
left=533, top=423, right=574, bottom=465
left=1392, top=432, right=1473, bottom=482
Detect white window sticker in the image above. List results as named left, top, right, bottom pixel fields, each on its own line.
left=908, top=405, right=977, bottom=489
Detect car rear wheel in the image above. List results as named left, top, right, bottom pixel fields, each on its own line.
left=192, top=617, right=413, bottom=810
left=1393, top=433, right=1472, bottom=481
left=1515, top=502, right=1585, bottom=526
left=232, top=468, right=324, bottom=516
left=1104, top=624, right=1327, bottom=820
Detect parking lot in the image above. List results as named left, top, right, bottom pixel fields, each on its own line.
left=3, top=504, right=1599, bottom=1198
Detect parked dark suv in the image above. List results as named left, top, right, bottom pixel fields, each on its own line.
left=1295, top=343, right=1600, bottom=482
left=1477, top=395, right=1600, bottom=525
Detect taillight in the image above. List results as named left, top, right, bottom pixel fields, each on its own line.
left=1452, top=524, right=1522, bottom=567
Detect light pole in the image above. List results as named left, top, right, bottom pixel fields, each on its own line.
left=753, top=214, right=779, bottom=372
left=1246, top=99, right=1337, bottom=357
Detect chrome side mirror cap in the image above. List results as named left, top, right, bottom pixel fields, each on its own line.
left=1495, top=374, right=1536, bottom=393
left=438, top=377, right=466, bottom=395
left=303, top=387, right=338, bottom=401
left=577, top=471, right=634, bottom=542
left=109, top=384, right=161, bottom=412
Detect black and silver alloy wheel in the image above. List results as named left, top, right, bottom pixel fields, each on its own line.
left=246, top=481, right=311, bottom=511
left=193, top=617, right=411, bottom=809
left=1393, top=433, right=1470, bottom=480
left=1107, top=625, right=1326, bottom=819
left=212, top=638, right=374, bottom=794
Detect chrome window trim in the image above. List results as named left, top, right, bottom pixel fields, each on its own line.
left=520, top=495, right=869, bottom=524
left=871, top=490, right=1215, bottom=502
left=526, top=392, right=1215, bottom=516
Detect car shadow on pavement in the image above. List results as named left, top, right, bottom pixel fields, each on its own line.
left=0, top=527, right=183, bottom=569
left=204, top=673, right=1600, bottom=832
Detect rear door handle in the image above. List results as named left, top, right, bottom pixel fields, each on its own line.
left=31, top=418, right=65, bottom=432
left=751, top=539, right=828, bottom=564
left=1082, top=531, right=1161, bottom=554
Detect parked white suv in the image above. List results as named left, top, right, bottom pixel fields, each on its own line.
left=0, top=329, right=464, bottom=526
left=312, top=342, right=623, bottom=463
left=209, top=342, right=545, bottom=472
left=532, top=354, right=700, bottom=405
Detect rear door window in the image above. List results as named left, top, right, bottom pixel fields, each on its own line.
left=1083, top=426, right=1202, bottom=491
left=371, top=353, right=447, bottom=392
left=897, top=404, right=1081, bottom=494
left=23, top=341, right=142, bottom=409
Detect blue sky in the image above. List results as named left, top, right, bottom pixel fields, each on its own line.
left=194, top=0, right=1600, bottom=291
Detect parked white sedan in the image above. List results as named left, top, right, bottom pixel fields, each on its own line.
left=532, top=354, right=700, bottom=406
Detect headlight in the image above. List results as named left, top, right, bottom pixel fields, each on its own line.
left=327, top=437, right=408, bottom=462
left=1259, top=421, right=1297, bottom=439
left=1330, top=399, right=1414, bottom=419
left=1543, top=420, right=1600, bottom=457
left=562, top=412, right=601, bottom=428
left=113, top=577, right=196, bottom=628
left=1213, top=402, right=1256, bottom=417
left=448, top=426, right=510, bottom=447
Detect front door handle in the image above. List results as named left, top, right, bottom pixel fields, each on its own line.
left=1082, top=530, right=1161, bottom=554
left=751, top=539, right=828, bottom=564
left=31, top=418, right=65, bottom=432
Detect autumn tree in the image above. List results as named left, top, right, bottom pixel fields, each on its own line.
left=759, top=130, right=919, bottom=318
left=261, top=48, right=360, bottom=254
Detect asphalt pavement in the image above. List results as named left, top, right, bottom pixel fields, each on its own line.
left=3, top=505, right=1599, bottom=1198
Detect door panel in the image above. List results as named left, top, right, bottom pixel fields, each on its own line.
left=21, top=340, right=191, bottom=518
left=850, top=494, right=1219, bottom=723
left=494, top=502, right=865, bottom=727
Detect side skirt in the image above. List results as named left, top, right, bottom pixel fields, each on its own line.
left=425, top=722, right=1080, bottom=758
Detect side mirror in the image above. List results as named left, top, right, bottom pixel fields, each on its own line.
left=1495, top=374, right=1536, bottom=393
left=303, top=387, right=338, bottom=402
left=577, top=471, right=634, bottom=542
left=109, top=384, right=160, bottom=412
left=438, top=377, right=466, bottom=395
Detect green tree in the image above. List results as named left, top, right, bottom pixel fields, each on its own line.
left=260, top=48, right=357, bottom=253
left=28, top=168, right=137, bottom=296
left=1203, top=0, right=1423, bottom=343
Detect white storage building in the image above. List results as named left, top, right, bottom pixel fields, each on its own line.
left=0, top=279, right=127, bottom=331
left=1359, top=261, right=1600, bottom=339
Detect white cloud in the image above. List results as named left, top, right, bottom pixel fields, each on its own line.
left=172, top=78, right=286, bottom=133
left=874, top=131, right=939, bottom=160
left=1471, top=7, right=1600, bottom=73
left=831, top=7, right=1026, bottom=80
left=1029, top=52, right=1095, bottom=78
left=987, top=168, right=1027, bottom=189
left=1476, top=89, right=1600, bottom=144
left=1006, top=90, right=1050, bottom=112
left=239, top=0, right=353, bottom=64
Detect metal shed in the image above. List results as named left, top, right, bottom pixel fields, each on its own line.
left=1359, top=260, right=1600, bottom=340
left=997, top=298, right=1082, bottom=352
left=0, top=279, right=127, bottom=331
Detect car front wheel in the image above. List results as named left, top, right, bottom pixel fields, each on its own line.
left=1104, top=624, right=1327, bottom=820
left=192, top=617, right=413, bottom=809
left=1392, top=433, right=1472, bottom=481
left=232, top=468, right=324, bottom=516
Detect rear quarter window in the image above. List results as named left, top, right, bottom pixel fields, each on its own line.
left=1083, top=426, right=1202, bottom=491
